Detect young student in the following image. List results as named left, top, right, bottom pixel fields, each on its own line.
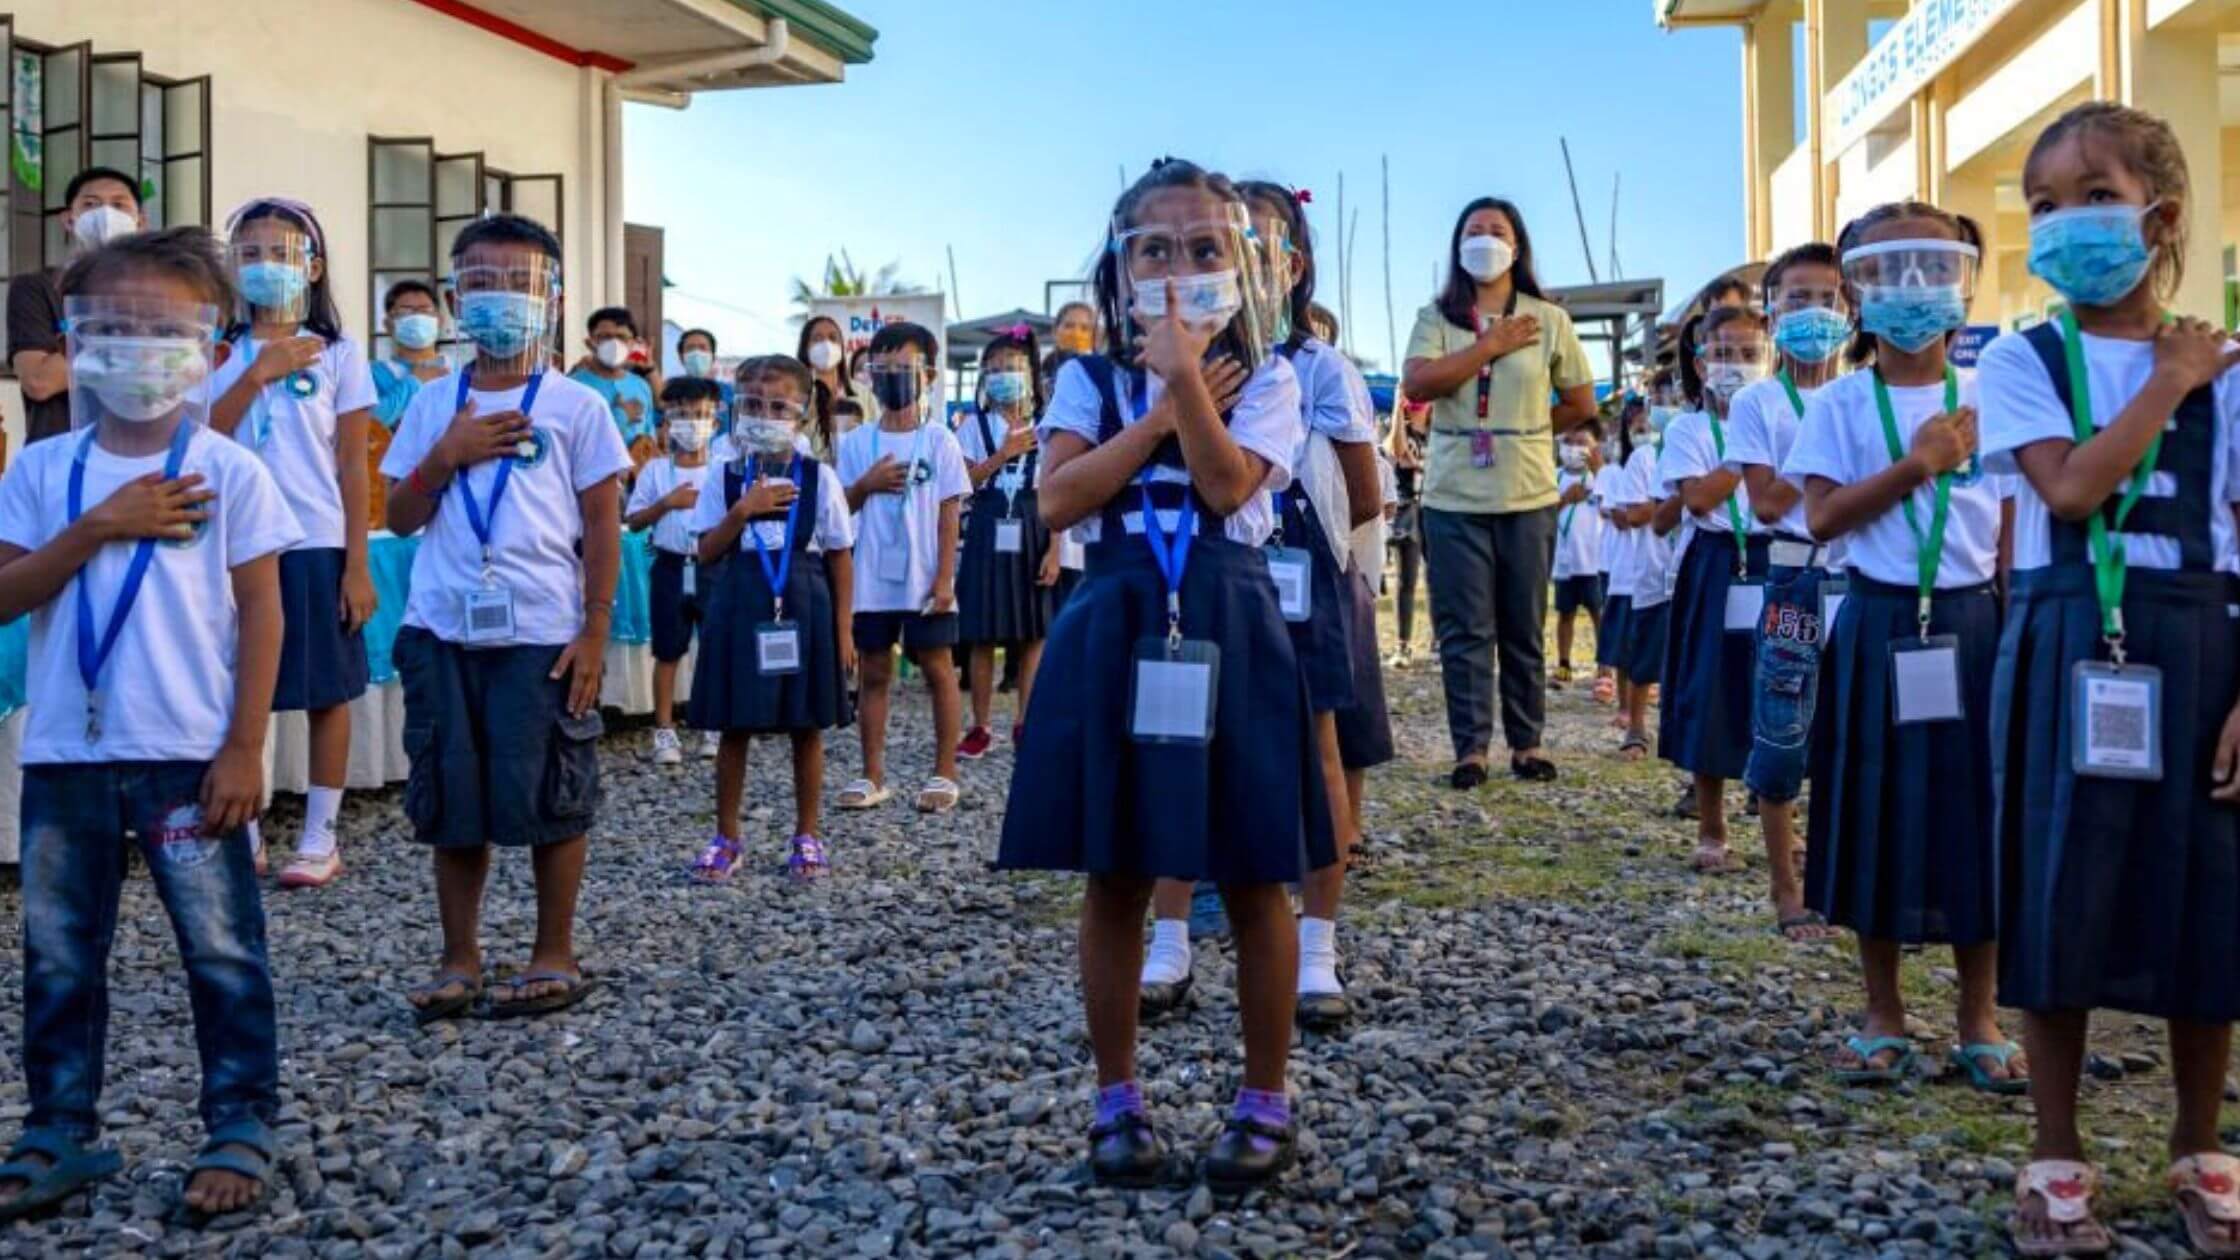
left=383, top=214, right=628, bottom=1025
left=686, top=355, right=856, bottom=881
left=625, top=377, right=722, bottom=764
left=955, top=327, right=1054, bottom=753
left=1589, top=403, right=1633, bottom=705
left=1609, top=399, right=1674, bottom=761
left=569, top=306, right=658, bottom=463
left=371, top=279, right=450, bottom=427
left=1724, top=243, right=1851, bottom=942
left=1551, top=420, right=1605, bottom=688
left=1658, top=307, right=1772, bottom=869
left=0, top=227, right=301, bottom=1223
left=207, top=197, right=375, bottom=889
left=834, top=321, right=971, bottom=814
left=997, top=159, right=1330, bottom=1191
left=1595, top=405, right=1644, bottom=728
left=1978, top=104, right=2240, bottom=1258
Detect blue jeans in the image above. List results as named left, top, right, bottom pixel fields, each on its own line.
left=19, top=762, right=278, bottom=1144
left=1743, top=566, right=1827, bottom=804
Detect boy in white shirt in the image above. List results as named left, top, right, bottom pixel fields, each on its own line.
left=381, top=215, right=630, bottom=1025
left=834, top=322, right=972, bottom=814
left=624, top=376, right=721, bottom=764
left=0, top=228, right=302, bottom=1223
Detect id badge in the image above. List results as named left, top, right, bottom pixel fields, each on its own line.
left=1131, top=637, right=1219, bottom=745
left=2070, top=660, right=2163, bottom=781
left=682, top=556, right=698, bottom=598
left=1265, top=546, right=1312, bottom=622
left=756, top=622, right=803, bottom=676
left=1469, top=431, right=1496, bottom=469
left=995, top=518, right=1024, bottom=554
left=878, top=540, right=910, bottom=582
left=1819, top=579, right=1849, bottom=640
left=463, top=585, right=516, bottom=646
left=1890, top=634, right=1964, bottom=726
left=1724, top=579, right=1766, bottom=634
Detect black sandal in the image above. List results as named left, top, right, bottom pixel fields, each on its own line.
left=1088, top=1112, right=1166, bottom=1188
left=1510, top=754, right=1558, bottom=782
left=1203, top=1115, right=1298, bottom=1194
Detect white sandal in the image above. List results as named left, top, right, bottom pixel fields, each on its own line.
left=915, top=776, right=960, bottom=814
left=2011, top=1160, right=2111, bottom=1257
left=836, top=778, right=891, bottom=810
left=2169, top=1153, right=2240, bottom=1258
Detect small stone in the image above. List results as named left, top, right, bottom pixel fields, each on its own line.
left=849, top=1021, right=888, bottom=1054
left=1163, top=1221, right=1199, bottom=1252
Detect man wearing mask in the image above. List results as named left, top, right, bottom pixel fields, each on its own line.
left=9, top=167, right=144, bottom=442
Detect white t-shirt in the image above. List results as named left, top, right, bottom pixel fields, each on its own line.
left=1593, top=463, right=1631, bottom=582
left=834, top=421, right=972, bottom=613
left=689, top=457, right=855, bottom=556
left=1038, top=356, right=1301, bottom=547
left=1659, top=409, right=1752, bottom=535
left=1553, top=467, right=1602, bottom=579
left=380, top=368, right=632, bottom=645
left=1610, top=445, right=1673, bottom=608
left=1723, top=375, right=1820, bottom=542
left=1783, top=370, right=2005, bottom=588
left=0, top=425, right=303, bottom=764
left=956, top=408, right=1042, bottom=499
left=1285, top=339, right=1377, bottom=564
left=1977, top=328, right=2240, bottom=572
left=207, top=333, right=377, bottom=550
left=626, top=457, right=714, bottom=556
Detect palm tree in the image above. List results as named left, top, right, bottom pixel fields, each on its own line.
left=789, top=251, right=928, bottom=322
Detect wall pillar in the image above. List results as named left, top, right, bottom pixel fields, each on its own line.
left=2120, top=0, right=2224, bottom=318
left=1742, top=5, right=1797, bottom=260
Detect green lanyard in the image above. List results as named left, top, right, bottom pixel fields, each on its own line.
left=1704, top=413, right=1751, bottom=572
left=1778, top=370, right=1808, bottom=420
left=2056, top=310, right=2165, bottom=656
left=1871, top=367, right=1961, bottom=637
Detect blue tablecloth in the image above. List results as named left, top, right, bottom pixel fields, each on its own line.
left=0, top=617, right=25, bottom=721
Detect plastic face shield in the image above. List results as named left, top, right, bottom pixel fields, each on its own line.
left=1840, top=238, right=1980, bottom=299
left=732, top=390, right=807, bottom=463
left=1698, top=327, right=1775, bottom=396
left=64, top=295, right=221, bottom=431
left=1768, top=280, right=1846, bottom=317
left=1113, top=201, right=1276, bottom=367
left=451, top=257, right=561, bottom=371
left=1246, top=206, right=1298, bottom=347
left=228, top=225, right=317, bottom=325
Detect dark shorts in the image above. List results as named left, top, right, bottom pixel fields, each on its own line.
left=648, top=549, right=710, bottom=663
left=275, top=547, right=370, bottom=711
left=1554, top=573, right=1604, bottom=618
left=394, top=628, right=603, bottom=849
left=854, top=610, right=960, bottom=655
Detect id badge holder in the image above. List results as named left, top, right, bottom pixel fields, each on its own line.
left=756, top=618, right=803, bottom=676
left=682, top=555, right=698, bottom=598
left=463, top=551, right=516, bottom=647
left=1818, top=579, right=1849, bottom=640
left=1723, top=578, right=1766, bottom=634
left=878, top=534, right=910, bottom=582
left=1469, top=430, right=1496, bottom=470
left=1131, top=636, right=1218, bottom=745
left=2070, top=659, right=2163, bottom=780
left=995, top=518, right=1025, bottom=554
left=1889, top=634, right=1964, bottom=725
left=1264, top=546, right=1312, bottom=623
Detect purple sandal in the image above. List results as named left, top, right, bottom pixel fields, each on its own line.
left=692, top=834, right=744, bottom=883
left=787, top=834, right=829, bottom=881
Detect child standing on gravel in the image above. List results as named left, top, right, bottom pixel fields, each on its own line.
left=1979, top=104, right=2240, bottom=1259
left=626, top=376, right=722, bottom=765
left=1782, top=199, right=2022, bottom=1101
left=0, top=228, right=301, bottom=1223
left=685, top=355, right=856, bottom=881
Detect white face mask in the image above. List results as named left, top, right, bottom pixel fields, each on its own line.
left=669, top=420, right=712, bottom=453
left=1559, top=444, right=1588, bottom=471
left=73, top=335, right=210, bottom=423
left=737, top=418, right=797, bottom=456
left=71, top=205, right=140, bottom=250
left=1132, top=269, right=1243, bottom=331
left=806, top=340, right=843, bottom=372
left=594, top=338, right=630, bottom=369
left=1459, top=235, right=1516, bottom=282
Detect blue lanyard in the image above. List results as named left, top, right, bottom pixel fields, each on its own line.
left=749, top=456, right=804, bottom=620
left=454, top=368, right=544, bottom=567
left=68, top=419, right=195, bottom=740
left=1138, top=477, right=1195, bottom=645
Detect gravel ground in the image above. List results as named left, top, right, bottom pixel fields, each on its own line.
left=0, top=616, right=2231, bottom=1258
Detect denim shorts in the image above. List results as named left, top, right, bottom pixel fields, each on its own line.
left=394, top=628, right=603, bottom=848
left=1743, top=565, right=1828, bottom=804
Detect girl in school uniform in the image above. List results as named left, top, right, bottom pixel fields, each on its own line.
left=1781, top=200, right=2022, bottom=1103
left=1609, top=402, right=1674, bottom=761
left=686, top=355, right=856, bottom=882
left=998, top=159, right=1332, bottom=1192
left=955, top=327, right=1054, bottom=754
left=1595, top=404, right=1644, bottom=733
left=1658, top=307, right=1773, bottom=869
left=208, top=197, right=375, bottom=889
left=1552, top=421, right=1606, bottom=689
left=1980, top=104, right=2240, bottom=1258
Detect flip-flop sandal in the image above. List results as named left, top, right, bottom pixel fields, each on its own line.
left=1773, top=910, right=1835, bottom=941
left=691, top=834, right=745, bottom=883
left=1831, top=1034, right=1916, bottom=1085
left=486, top=969, right=603, bottom=1020
left=2012, top=1160, right=2111, bottom=1256
left=168, top=1121, right=275, bottom=1228
left=1950, top=1041, right=2030, bottom=1095
left=0, top=1130, right=122, bottom=1222
left=277, top=850, right=343, bottom=889
left=407, top=970, right=483, bottom=1028
left=915, top=776, right=960, bottom=814
left=1618, top=732, right=1651, bottom=761
left=787, top=834, right=830, bottom=881
left=837, top=778, right=891, bottom=810
left=1593, top=676, right=1617, bottom=704
left=1691, top=844, right=1743, bottom=873
left=2169, top=1153, right=2240, bottom=1258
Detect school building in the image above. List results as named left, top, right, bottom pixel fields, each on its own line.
left=1656, top=0, right=2236, bottom=328
left=0, top=0, right=877, bottom=445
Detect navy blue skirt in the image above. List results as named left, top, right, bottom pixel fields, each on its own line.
left=1335, top=568, right=1394, bottom=771
left=686, top=546, right=853, bottom=734
left=957, top=487, right=1053, bottom=645
left=1597, top=594, right=1632, bottom=671
left=1994, top=566, right=2240, bottom=1019
left=1051, top=566, right=1084, bottom=615
left=1658, top=532, right=1768, bottom=779
left=1280, top=492, right=1357, bottom=715
left=275, top=547, right=369, bottom=712
left=1805, top=576, right=2000, bottom=945
left=996, top=534, right=1338, bottom=885
left=1623, top=598, right=1669, bottom=685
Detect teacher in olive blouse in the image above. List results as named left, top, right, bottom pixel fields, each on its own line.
left=1401, top=197, right=1598, bottom=788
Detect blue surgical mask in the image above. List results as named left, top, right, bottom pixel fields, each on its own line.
left=2028, top=203, right=2157, bottom=308
left=1859, top=285, right=1966, bottom=354
left=682, top=349, right=715, bottom=377
left=458, top=291, right=548, bottom=358
left=984, top=371, right=1029, bottom=405
left=1773, top=306, right=1852, bottom=364
left=239, top=262, right=309, bottom=311
left=392, top=313, right=440, bottom=350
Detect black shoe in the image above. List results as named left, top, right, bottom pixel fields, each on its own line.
left=1509, top=754, right=1558, bottom=782
left=1088, top=1112, right=1166, bottom=1188
left=1448, top=762, right=1489, bottom=791
left=1296, top=990, right=1351, bottom=1033
left=1139, top=973, right=1194, bottom=1021
left=1202, top=1115, right=1298, bottom=1193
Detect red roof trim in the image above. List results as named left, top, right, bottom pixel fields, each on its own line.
left=408, top=0, right=635, bottom=74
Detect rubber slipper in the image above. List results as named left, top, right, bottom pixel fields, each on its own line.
left=486, top=969, right=603, bottom=1019
left=2012, top=1160, right=2111, bottom=1256
left=1773, top=910, right=1835, bottom=942
left=837, top=778, right=891, bottom=810
left=1691, top=844, right=1743, bottom=874
left=168, top=1122, right=275, bottom=1228
left=0, top=1130, right=121, bottom=1223
left=691, top=834, right=745, bottom=883
left=407, top=970, right=483, bottom=1028
left=1831, top=1034, right=1915, bottom=1085
left=277, top=850, right=343, bottom=889
left=787, top=834, right=829, bottom=881
left=2169, top=1153, right=2240, bottom=1258
left=1950, top=1041, right=2030, bottom=1095
left=1618, top=732, right=1651, bottom=761
left=915, top=776, right=960, bottom=814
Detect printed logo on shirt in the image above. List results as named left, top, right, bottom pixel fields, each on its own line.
left=161, top=513, right=211, bottom=551
left=511, top=427, right=554, bottom=471
left=907, top=458, right=934, bottom=489
left=154, top=802, right=218, bottom=868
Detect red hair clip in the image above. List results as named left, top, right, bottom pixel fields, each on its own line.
left=1294, top=188, right=1313, bottom=205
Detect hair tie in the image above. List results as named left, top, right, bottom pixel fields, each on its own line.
left=1005, top=322, right=1032, bottom=341
left=1294, top=188, right=1313, bottom=205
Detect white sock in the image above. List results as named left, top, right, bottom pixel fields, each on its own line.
left=1140, top=918, right=1191, bottom=986
left=1298, top=916, right=1341, bottom=995
left=297, top=787, right=343, bottom=859
left=245, top=820, right=263, bottom=857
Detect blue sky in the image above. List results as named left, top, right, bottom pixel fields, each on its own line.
left=624, top=0, right=1748, bottom=374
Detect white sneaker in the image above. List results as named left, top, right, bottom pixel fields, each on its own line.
left=652, top=727, right=683, bottom=766
left=698, top=730, right=721, bottom=759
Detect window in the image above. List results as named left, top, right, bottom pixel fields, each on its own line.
left=366, top=135, right=561, bottom=358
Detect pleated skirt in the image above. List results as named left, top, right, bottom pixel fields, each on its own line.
left=1622, top=598, right=1669, bottom=685
left=1657, top=532, right=1768, bottom=779
left=957, top=487, right=1053, bottom=645
left=1281, top=492, right=1357, bottom=715
left=686, top=548, right=853, bottom=734
left=1334, top=567, right=1395, bottom=771
left=1597, top=594, right=1632, bottom=671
